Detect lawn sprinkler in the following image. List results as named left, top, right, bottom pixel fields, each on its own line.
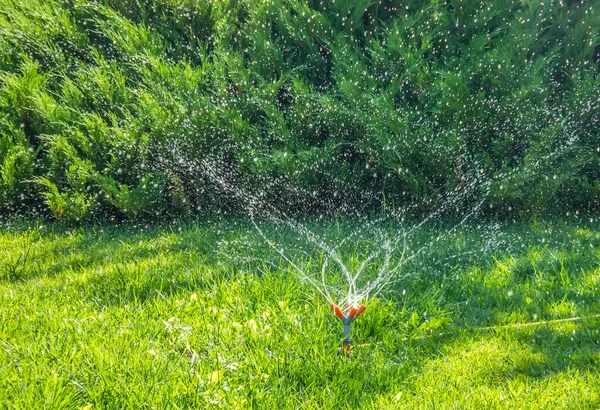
left=330, top=303, right=366, bottom=357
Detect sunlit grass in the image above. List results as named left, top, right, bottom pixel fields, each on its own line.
left=0, top=218, right=599, bottom=408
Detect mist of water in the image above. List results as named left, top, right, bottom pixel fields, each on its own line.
left=155, top=124, right=581, bottom=309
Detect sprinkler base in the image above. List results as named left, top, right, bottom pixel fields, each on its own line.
left=338, top=339, right=352, bottom=358
left=337, top=346, right=351, bottom=358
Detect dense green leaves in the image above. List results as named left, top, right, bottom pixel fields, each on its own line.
left=0, top=0, right=599, bottom=221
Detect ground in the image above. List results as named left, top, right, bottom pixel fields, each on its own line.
left=1, top=218, right=599, bottom=409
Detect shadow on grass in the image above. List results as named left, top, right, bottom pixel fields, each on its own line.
left=508, top=321, right=600, bottom=377
left=0, top=222, right=225, bottom=283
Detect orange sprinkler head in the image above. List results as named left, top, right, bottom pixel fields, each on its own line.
left=330, top=303, right=345, bottom=319
left=330, top=303, right=367, bottom=320
left=348, top=305, right=367, bottom=319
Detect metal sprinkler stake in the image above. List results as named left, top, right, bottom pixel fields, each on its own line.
left=330, top=303, right=367, bottom=357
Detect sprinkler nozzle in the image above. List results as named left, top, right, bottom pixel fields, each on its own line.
left=330, top=303, right=366, bottom=357
left=330, top=303, right=366, bottom=320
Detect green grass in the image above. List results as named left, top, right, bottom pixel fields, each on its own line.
left=1, top=218, right=599, bottom=408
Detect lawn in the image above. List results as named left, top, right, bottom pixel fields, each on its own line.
left=1, top=218, right=599, bottom=409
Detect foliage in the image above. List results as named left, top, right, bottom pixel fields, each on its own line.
left=0, top=0, right=599, bottom=221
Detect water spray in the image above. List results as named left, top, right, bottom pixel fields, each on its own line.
left=330, top=303, right=366, bottom=357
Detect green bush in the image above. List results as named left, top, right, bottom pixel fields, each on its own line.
left=0, top=0, right=598, bottom=222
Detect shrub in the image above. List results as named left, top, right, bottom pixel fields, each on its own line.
left=0, top=0, right=598, bottom=222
